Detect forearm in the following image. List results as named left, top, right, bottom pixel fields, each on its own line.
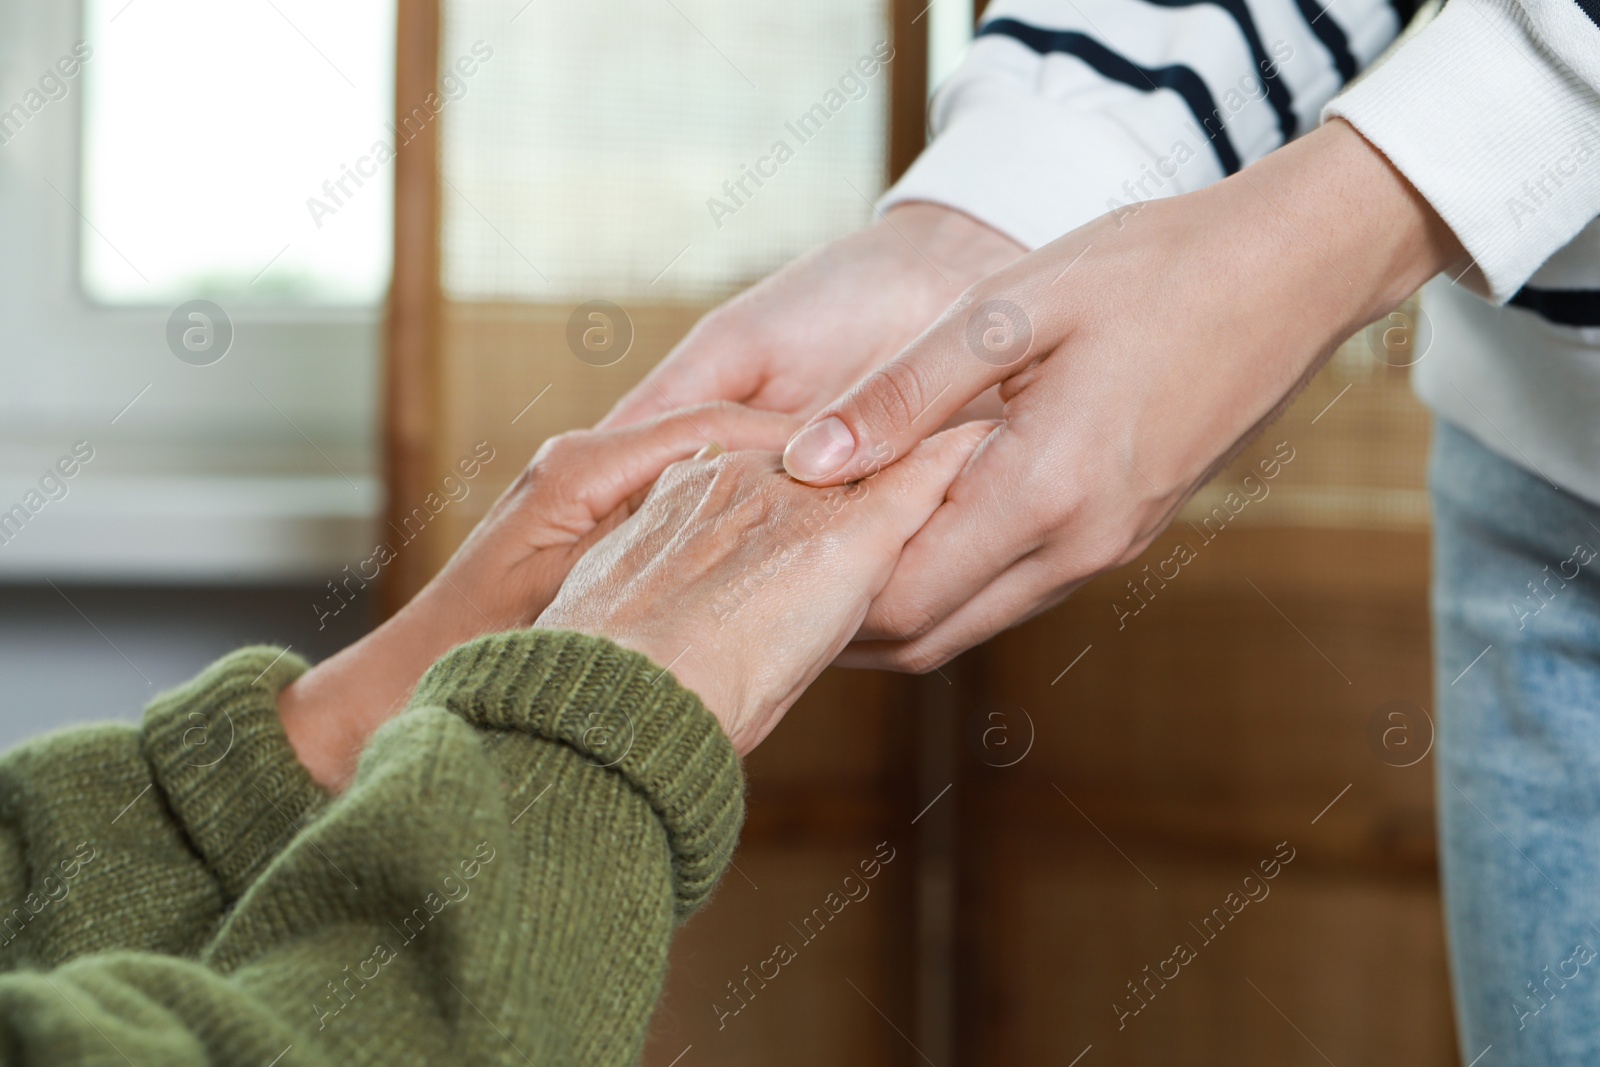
left=0, top=631, right=741, bottom=1065
left=275, top=534, right=549, bottom=795
left=276, top=587, right=490, bottom=792
left=1208, top=116, right=1464, bottom=347
left=878, top=202, right=1027, bottom=290
left=881, top=0, right=1412, bottom=250
left=1145, top=118, right=1461, bottom=489
left=0, top=647, right=322, bottom=971
left=1324, top=0, right=1600, bottom=300
left=1067, top=118, right=1462, bottom=498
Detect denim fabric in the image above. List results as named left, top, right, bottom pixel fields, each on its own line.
left=1432, top=417, right=1600, bottom=1065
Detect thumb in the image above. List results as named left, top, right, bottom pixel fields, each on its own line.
left=781, top=295, right=1033, bottom=485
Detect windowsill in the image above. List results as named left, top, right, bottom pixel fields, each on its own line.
left=0, top=475, right=379, bottom=583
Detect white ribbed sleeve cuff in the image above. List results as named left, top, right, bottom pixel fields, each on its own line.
left=1325, top=0, right=1600, bottom=302
left=877, top=90, right=1196, bottom=252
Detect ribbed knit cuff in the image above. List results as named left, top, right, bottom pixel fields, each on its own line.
left=141, top=646, right=326, bottom=905
left=410, top=630, right=744, bottom=917
left=1325, top=0, right=1600, bottom=302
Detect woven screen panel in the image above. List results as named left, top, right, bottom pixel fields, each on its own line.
left=440, top=0, right=893, bottom=302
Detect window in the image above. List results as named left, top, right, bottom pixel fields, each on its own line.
left=80, top=0, right=394, bottom=305
left=0, top=0, right=391, bottom=581
left=441, top=0, right=894, bottom=301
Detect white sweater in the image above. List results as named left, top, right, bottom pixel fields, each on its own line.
left=881, top=0, right=1600, bottom=504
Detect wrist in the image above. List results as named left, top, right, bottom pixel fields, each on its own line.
left=277, top=605, right=469, bottom=791
left=529, top=608, right=754, bottom=755
left=1209, top=118, right=1463, bottom=339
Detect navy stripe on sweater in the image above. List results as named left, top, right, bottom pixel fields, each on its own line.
left=1139, top=0, right=1298, bottom=139
left=1293, top=0, right=1358, bottom=83
left=979, top=18, right=1244, bottom=174
left=1388, top=0, right=1422, bottom=28
left=1508, top=285, right=1600, bottom=327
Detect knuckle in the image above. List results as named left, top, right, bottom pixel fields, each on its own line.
left=1076, top=518, right=1140, bottom=576
left=1018, top=490, right=1062, bottom=548
left=1016, top=476, right=1096, bottom=557
left=659, top=456, right=695, bottom=481
left=682, top=304, right=765, bottom=361
left=703, top=452, right=762, bottom=499
left=532, top=429, right=590, bottom=469
left=854, top=360, right=929, bottom=438
left=655, top=456, right=712, bottom=499
left=709, top=449, right=765, bottom=481
left=511, top=430, right=590, bottom=500
left=947, top=284, right=990, bottom=325
left=690, top=302, right=742, bottom=340
left=675, top=309, right=729, bottom=355
left=709, top=462, right=780, bottom=528
left=903, top=609, right=941, bottom=643
left=663, top=453, right=712, bottom=482
left=1033, top=512, right=1127, bottom=581
left=881, top=599, right=940, bottom=643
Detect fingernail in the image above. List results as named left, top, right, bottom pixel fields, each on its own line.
left=783, top=416, right=854, bottom=481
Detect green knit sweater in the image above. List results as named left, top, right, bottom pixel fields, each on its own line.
left=0, top=629, right=743, bottom=1065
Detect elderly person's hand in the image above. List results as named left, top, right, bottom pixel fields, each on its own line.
left=536, top=422, right=993, bottom=755
left=278, top=403, right=798, bottom=790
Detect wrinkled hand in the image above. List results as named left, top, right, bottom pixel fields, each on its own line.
left=778, top=119, right=1465, bottom=670
left=600, top=203, right=1024, bottom=428
left=536, top=423, right=993, bottom=756
left=279, top=403, right=798, bottom=790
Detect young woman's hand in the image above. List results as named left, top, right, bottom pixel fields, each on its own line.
left=779, top=120, right=1465, bottom=670
left=278, top=403, right=798, bottom=790
left=535, top=422, right=993, bottom=756
left=599, top=204, right=1024, bottom=428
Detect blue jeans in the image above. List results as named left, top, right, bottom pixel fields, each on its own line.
left=1432, top=418, right=1600, bottom=1064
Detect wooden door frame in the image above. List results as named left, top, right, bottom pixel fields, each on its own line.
left=382, top=0, right=443, bottom=618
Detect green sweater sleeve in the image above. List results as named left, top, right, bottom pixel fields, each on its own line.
left=0, top=629, right=743, bottom=1066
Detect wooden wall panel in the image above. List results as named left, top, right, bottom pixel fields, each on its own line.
left=972, top=849, right=1455, bottom=1066
left=952, top=411, right=1451, bottom=1064
left=636, top=636, right=925, bottom=1066
left=978, top=527, right=1437, bottom=873
left=739, top=666, right=920, bottom=846
left=641, top=841, right=920, bottom=1067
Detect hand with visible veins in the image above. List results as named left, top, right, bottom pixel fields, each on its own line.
left=537, top=423, right=994, bottom=755
left=277, top=403, right=799, bottom=791
left=777, top=119, right=1466, bottom=671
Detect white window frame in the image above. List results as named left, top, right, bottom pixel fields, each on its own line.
left=0, top=0, right=382, bottom=582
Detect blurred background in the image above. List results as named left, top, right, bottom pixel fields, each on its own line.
left=0, top=0, right=1452, bottom=1063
